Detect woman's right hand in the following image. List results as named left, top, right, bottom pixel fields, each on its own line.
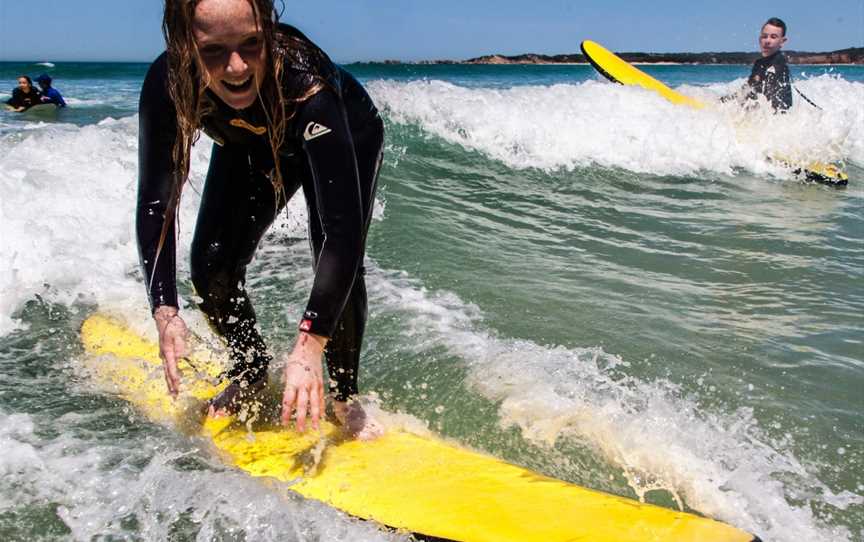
left=281, top=332, right=327, bottom=432
left=153, top=306, right=188, bottom=396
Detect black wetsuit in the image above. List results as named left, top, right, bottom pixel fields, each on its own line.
left=747, top=51, right=792, bottom=111
left=137, top=24, right=384, bottom=400
left=6, top=87, right=42, bottom=109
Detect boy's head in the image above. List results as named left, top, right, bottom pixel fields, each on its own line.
left=760, top=17, right=787, bottom=57
left=36, top=74, right=52, bottom=90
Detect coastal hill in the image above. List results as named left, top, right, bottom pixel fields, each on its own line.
left=393, top=48, right=864, bottom=65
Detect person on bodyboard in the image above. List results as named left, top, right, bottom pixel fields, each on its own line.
left=5, top=75, right=43, bottom=111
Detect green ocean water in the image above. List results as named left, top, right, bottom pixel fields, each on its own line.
left=0, top=61, right=862, bottom=541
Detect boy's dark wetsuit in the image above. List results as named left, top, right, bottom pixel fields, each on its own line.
left=6, top=87, right=42, bottom=109
left=747, top=51, right=792, bottom=111
left=137, top=24, right=384, bottom=405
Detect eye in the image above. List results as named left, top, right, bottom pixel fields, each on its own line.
left=240, top=36, right=263, bottom=52
left=199, top=44, right=226, bottom=59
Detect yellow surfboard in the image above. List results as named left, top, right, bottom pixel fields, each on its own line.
left=580, top=40, right=849, bottom=186
left=80, top=313, right=760, bottom=542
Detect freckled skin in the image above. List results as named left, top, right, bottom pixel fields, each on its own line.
left=138, top=13, right=386, bottom=439
left=193, top=0, right=267, bottom=110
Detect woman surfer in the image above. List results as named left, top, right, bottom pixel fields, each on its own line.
left=5, top=75, right=42, bottom=111
left=137, top=0, right=384, bottom=438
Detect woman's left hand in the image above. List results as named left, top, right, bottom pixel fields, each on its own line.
left=281, top=332, right=328, bottom=432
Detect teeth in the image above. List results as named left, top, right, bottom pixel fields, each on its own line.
left=224, top=77, right=250, bottom=89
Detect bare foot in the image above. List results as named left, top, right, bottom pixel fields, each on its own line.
left=206, top=377, right=267, bottom=421
left=333, top=400, right=384, bottom=441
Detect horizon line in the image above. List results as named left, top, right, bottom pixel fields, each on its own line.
left=1, top=45, right=861, bottom=65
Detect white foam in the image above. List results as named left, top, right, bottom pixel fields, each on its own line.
left=366, top=265, right=861, bottom=542
left=0, top=118, right=134, bottom=331
left=0, top=409, right=405, bottom=541
left=62, top=97, right=114, bottom=107
left=0, top=118, right=187, bottom=331
left=0, top=115, right=381, bottom=334
left=367, top=75, right=864, bottom=176
left=2, top=81, right=859, bottom=541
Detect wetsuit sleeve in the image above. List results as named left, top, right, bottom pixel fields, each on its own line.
left=295, top=88, right=363, bottom=337
left=44, top=88, right=66, bottom=107
left=719, top=84, right=747, bottom=104
left=745, top=60, right=763, bottom=103
left=137, top=52, right=180, bottom=311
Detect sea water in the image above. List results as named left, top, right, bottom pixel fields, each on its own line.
left=1, top=60, right=862, bottom=541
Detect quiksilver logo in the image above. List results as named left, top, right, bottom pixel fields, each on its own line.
left=303, top=122, right=332, bottom=141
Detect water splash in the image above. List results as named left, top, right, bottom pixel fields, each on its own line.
left=368, top=74, right=864, bottom=176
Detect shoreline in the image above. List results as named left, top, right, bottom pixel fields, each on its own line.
left=368, top=47, right=864, bottom=66
left=358, top=61, right=864, bottom=67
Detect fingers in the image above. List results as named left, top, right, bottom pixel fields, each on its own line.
left=172, top=324, right=188, bottom=359
left=162, top=365, right=174, bottom=395
left=163, top=351, right=181, bottom=397
left=318, top=382, right=325, bottom=424
left=155, top=310, right=187, bottom=397
left=162, top=332, right=183, bottom=396
left=295, top=387, right=310, bottom=433
left=309, top=382, right=322, bottom=431
left=281, top=356, right=325, bottom=432
left=281, top=385, right=322, bottom=432
left=281, top=385, right=297, bottom=426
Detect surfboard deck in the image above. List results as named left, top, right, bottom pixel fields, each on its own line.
left=16, top=103, right=60, bottom=118
left=580, top=40, right=849, bottom=187
left=80, top=313, right=759, bottom=542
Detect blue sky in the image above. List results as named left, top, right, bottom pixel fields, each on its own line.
left=1, top=0, right=862, bottom=62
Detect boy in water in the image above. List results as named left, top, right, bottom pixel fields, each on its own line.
left=724, top=17, right=793, bottom=112
left=36, top=74, right=66, bottom=108
left=748, top=17, right=792, bottom=111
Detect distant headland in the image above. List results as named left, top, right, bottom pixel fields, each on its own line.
left=376, top=48, right=864, bottom=65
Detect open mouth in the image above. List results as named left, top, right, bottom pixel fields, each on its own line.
left=222, top=77, right=253, bottom=94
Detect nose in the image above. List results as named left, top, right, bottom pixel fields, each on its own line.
left=226, top=50, right=247, bottom=75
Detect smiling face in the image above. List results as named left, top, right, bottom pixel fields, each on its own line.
left=17, top=77, right=33, bottom=93
left=193, top=0, right=267, bottom=110
left=759, top=23, right=787, bottom=57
